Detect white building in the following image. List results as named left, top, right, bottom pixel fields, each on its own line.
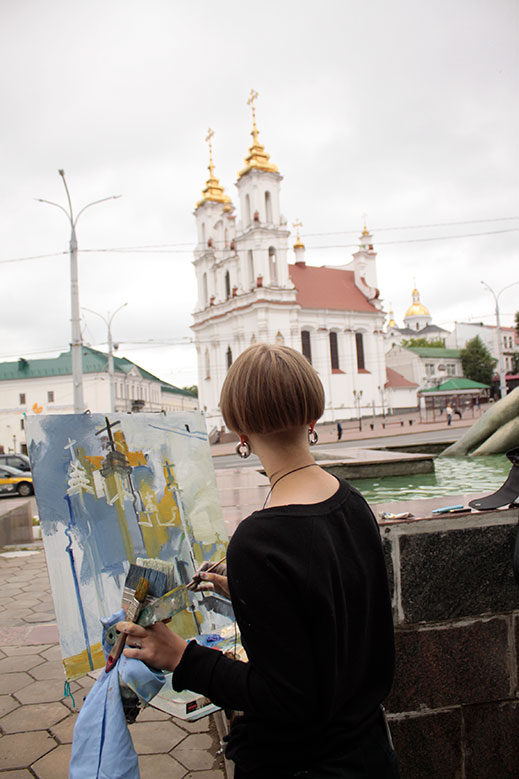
left=191, top=108, right=387, bottom=429
left=0, top=346, right=197, bottom=454
left=445, top=322, right=518, bottom=374
left=385, top=345, right=463, bottom=390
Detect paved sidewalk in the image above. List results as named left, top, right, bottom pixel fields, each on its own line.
left=210, top=408, right=481, bottom=456
left=0, top=546, right=225, bottom=778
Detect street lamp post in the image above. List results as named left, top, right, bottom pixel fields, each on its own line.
left=82, top=304, right=128, bottom=412
left=36, top=171, right=120, bottom=413
left=480, top=281, right=519, bottom=399
left=353, top=389, right=363, bottom=432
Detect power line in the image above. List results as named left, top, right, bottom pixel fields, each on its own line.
left=303, top=215, right=519, bottom=237
left=2, top=216, right=518, bottom=265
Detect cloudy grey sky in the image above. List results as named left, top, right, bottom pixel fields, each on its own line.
left=1, top=0, right=517, bottom=387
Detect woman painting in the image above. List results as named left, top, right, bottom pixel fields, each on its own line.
left=119, top=343, right=399, bottom=778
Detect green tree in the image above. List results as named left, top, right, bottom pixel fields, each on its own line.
left=182, top=385, right=198, bottom=397
left=515, top=311, right=519, bottom=339
left=401, top=337, right=445, bottom=348
left=460, top=336, right=496, bottom=385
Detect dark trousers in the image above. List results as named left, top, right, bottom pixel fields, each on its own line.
left=233, top=714, right=400, bottom=779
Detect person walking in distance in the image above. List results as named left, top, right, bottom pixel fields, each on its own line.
left=118, top=343, right=399, bottom=778
left=337, top=420, right=343, bottom=440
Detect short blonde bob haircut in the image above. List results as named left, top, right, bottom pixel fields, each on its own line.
left=220, top=343, right=325, bottom=435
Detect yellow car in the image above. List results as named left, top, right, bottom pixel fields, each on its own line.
left=0, top=465, right=34, bottom=497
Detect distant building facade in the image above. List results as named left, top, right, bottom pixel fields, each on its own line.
left=191, top=106, right=387, bottom=429
left=385, top=345, right=463, bottom=390
left=445, top=322, right=518, bottom=374
left=0, top=346, right=197, bottom=454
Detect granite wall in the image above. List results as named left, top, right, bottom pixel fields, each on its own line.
left=382, top=507, right=519, bottom=779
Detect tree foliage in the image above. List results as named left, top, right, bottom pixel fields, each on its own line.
left=515, top=311, right=519, bottom=339
left=401, top=337, right=445, bottom=348
left=460, top=336, right=496, bottom=385
left=182, top=385, right=198, bottom=397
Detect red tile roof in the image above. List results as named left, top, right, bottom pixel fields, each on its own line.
left=385, top=367, right=418, bottom=388
left=288, top=263, right=377, bottom=313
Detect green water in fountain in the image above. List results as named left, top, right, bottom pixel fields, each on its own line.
left=350, top=454, right=512, bottom=504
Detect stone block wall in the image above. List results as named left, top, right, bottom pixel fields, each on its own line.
left=382, top=507, right=519, bottom=779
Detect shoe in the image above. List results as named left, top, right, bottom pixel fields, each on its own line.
left=468, top=447, right=519, bottom=511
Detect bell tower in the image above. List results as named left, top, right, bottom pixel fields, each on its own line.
left=234, top=90, right=291, bottom=290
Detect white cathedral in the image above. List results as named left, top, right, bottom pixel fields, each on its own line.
left=191, top=97, right=388, bottom=430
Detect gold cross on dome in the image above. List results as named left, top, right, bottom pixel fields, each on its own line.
left=205, top=128, right=214, bottom=157
left=292, top=219, right=303, bottom=241
left=247, top=89, right=259, bottom=122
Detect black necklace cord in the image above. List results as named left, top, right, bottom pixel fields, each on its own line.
left=262, top=463, right=319, bottom=509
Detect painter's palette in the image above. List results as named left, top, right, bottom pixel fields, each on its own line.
left=26, top=412, right=230, bottom=680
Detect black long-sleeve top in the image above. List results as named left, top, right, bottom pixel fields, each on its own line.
left=173, top=478, right=395, bottom=774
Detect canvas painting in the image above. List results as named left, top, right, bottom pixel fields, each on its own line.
left=26, top=412, right=230, bottom=680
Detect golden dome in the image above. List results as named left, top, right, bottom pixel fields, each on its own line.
left=237, top=89, right=279, bottom=179
left=195, top=128, right=232, bottom=209
left=405, top=287, right=430, bottom=318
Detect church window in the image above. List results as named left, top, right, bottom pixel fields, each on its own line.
left=203, top=272, right=208, bottom=307
left=265, top=191, right=272, bottom=223
left=425, top=363, right=435, bottom=376
left=248, top=250, right=255, bottom=289
left=245, top=194, right=252, bottom=225
left=268, top=247, right=278, bottom=284
left=205, top=350, right=210, bottom=379
left=416, top=322, right=420, bottom=330
left=275, top=331, right=284, bottom=345
left=201, top=222, right=206, bottom=244
left=355, top=333, right=365, bottom=371
left=446, top=363, right=456, bottom=376
left=19, top=393, right=26, bottom=404
left=225, top=271, right=231, bottom=299
left=226, top=346, right=233, bottom=370
left=224, top=228, right=229, bottom=248
left=329, top=332, right=340, bottom=370
left=301, top=330, right=312, bottom=364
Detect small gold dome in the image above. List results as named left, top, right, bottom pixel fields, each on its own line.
left=405, top=287, right=430, bottom=318
left=195, top=128, right=232, bottom=209
left=238, top=89, right=279, bottom=179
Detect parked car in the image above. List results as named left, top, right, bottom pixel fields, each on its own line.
left=0, top=453, right=31, bottom=472
left=0, top=465, right=34, bottom=497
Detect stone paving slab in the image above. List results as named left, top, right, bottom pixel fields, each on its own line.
left=0, top=549, right=226, bottom=778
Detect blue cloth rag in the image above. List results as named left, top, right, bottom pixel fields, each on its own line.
left=69, top=609, right=165, bottom=779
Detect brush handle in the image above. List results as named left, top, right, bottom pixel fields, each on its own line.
left=187, top=556, right=227, bottom=591
left=105, top=598, right=145, bottom=673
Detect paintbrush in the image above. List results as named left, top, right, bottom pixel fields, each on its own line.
left=186, top=555, right=227, bottom=591
left=106, top=575, right=149, bottom=672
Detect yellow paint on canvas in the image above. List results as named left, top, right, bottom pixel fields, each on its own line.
left=64, top=642, right=105, bottom=681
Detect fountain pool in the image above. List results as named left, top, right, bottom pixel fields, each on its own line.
left=350, top=454, right=512, bottom=504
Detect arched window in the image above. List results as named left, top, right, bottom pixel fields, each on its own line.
left=224, top=228, right=229, bottom=248
left=275, top=331, right=284, bottom=345
left=225, top=271, right=231, bottom=299
left=248, top=250, right=255, bottom=289
left=416, top=322, right=420, bottom=330
left=265, top=191, right=272, bottom=223
left=355, top=332, right=366, bottom=371
left=202, top=272, right=208, bottom=307
left=268, top=246, right=278, bottom=285
left=245, top=194, right=251, bottom=225
left=301, top=330, right=312, bottom=364
left=205, top=349, right=210, bottom=379
left=201, top=222, right=206, bottom=244
left=329, top=331, right=340, bottom=370
left=226, top=346, right=233, bottom=370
